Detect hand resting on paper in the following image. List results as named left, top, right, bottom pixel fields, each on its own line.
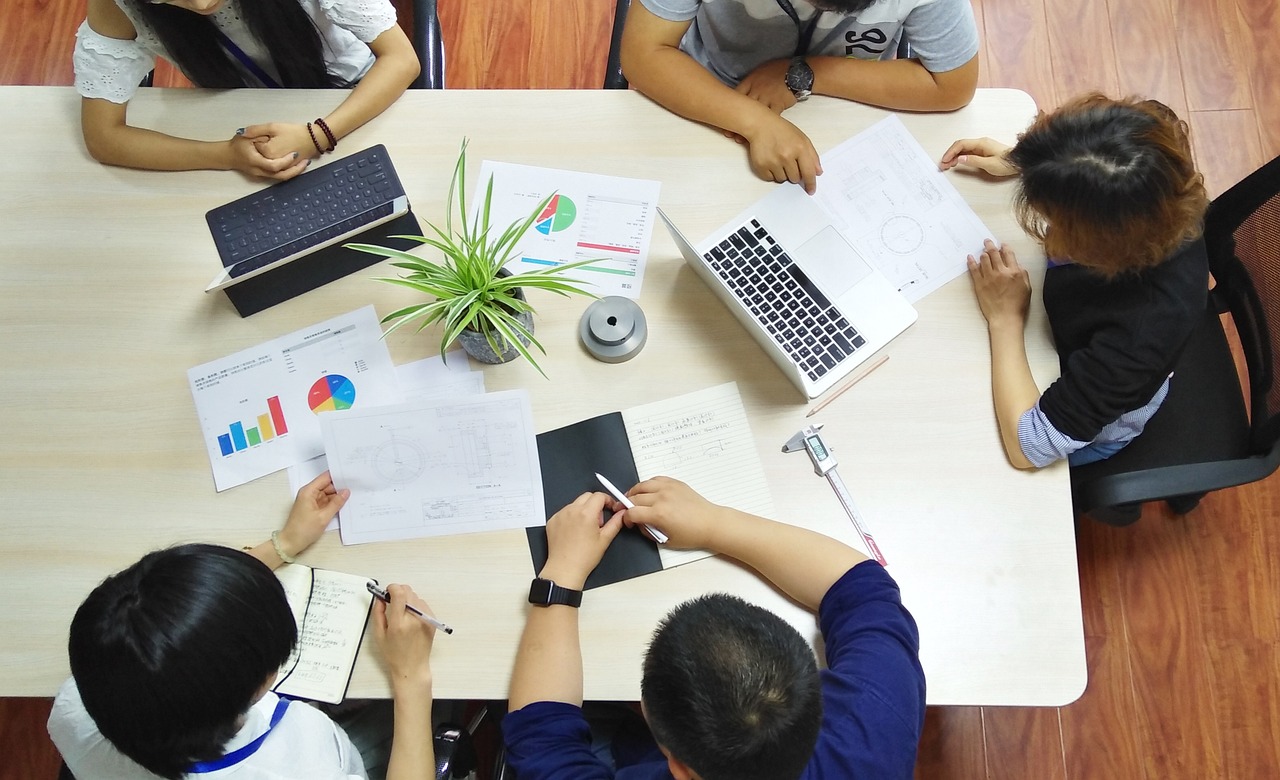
left=538, top=492, right=625, bottom=591
left=247, top=470, right=349, bottom=569
left=619, top=476, right=725, bottom=551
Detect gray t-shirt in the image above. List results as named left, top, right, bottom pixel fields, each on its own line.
left=639, top=0, right=979, bottom=86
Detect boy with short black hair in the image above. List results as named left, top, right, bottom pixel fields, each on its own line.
left=504, top=477, right=925, bottom=779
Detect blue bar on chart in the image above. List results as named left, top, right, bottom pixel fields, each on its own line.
left=217, top=434, right=233, bottom=456
left=229, top=422, right=248, bottom=451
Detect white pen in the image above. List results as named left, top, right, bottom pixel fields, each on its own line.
left=595, top=472, right=669, bottom=545
left=366, top=582, right=454, bottom=635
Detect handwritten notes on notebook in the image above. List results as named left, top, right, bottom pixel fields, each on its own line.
left=273, top=564, right=374, bottom=704
left=622, top=383, right=776, bottom=568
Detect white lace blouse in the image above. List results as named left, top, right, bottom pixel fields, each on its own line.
left=74, top=0, right=398, bottom=103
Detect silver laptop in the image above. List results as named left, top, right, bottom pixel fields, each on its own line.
left=658, top=187, right=917, bottom=399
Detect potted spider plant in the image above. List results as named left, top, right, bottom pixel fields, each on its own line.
left=346, top=141, right=598, bottom=376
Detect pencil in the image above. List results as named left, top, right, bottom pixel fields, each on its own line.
left=806, top=354, right=889, bottom=418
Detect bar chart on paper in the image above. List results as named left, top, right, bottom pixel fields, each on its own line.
left=472, top=160, right=661, bottom=299
left=216, top=396, right=289, bottom=456
left=188, top=306, right=402, bottom=491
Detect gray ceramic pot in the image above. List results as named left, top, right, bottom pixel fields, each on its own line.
left=455, top=284, right=533, bottom=364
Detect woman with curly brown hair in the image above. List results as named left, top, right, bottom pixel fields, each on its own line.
left=940, top=93, right=1210, bottom=469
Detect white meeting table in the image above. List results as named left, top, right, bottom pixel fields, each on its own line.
left=0, top=86, right=1085, bottom=706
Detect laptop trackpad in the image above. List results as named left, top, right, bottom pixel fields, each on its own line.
left=794, top=226, right=871, bottom=300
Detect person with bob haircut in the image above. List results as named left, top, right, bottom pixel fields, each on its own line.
left=620, top=0, right=980, bottom=194
left=939, top=93, right=1210, bottom=470
left=74, top=0, right=420, bottom=178
left=503, top=477, right=926, bottom=779
left=47, top=471, right=438, bottom=780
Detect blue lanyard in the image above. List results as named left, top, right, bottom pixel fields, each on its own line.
left=214, top=29, right=283, bottom=89
left=188, top=697, right=291, bottom=774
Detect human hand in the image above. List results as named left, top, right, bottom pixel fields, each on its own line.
left=226, top=131, right=308, bottom=181
left=276, top=471, right=349, bottom=559
left=622, top=476, right=724, bottom=551
left=735, top=58, right=797, bottom=114
left=372, top=583, right=434, bottom=697
left=539, top=492, right=624, bottom=590
left=743, top=114, right=823, bottom=194
left=939, top=137, right=1016, bottom=176
left=968, top=239, right=1031, bottom=328
left=245, top=122, right=323, bottom=163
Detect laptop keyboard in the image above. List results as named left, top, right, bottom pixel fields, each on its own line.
left=207, top=144, right=406, bottom=278
left=705, top=219, right=866, bottom=382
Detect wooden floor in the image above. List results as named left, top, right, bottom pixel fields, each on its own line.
left=3, top=1, right=1279, bottom=778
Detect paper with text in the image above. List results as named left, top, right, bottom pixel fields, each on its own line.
left=188, top=306, right=401, bottom=491
left=322, top=390, right=545, bottom=544
left=622, top=383, right=775, bottom=568
left=471, top=160, right=662, bottom=299
left=812, top=115, right=995, bottom=302
left=273, top=564, right=374, bottom=704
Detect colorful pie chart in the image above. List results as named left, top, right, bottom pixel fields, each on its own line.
left=534, top=193, right=576, bottom=235
left=308, top=374, right=356, bottom=413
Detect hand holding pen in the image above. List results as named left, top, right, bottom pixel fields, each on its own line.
left=369, top=582, right=438, bottom=699
left=368, top=582, right=453, bottom=634
left=596, top=473, right=669, bottom=544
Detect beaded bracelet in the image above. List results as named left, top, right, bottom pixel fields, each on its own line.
left=314, top=117, right=338, bottom=152
left=270, top=530, right=297, bottom=564
left=306, top=122, right=325, bottom=156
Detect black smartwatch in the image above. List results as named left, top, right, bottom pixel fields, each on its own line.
left=529, top=577, right=583, bottom=608
left=785, top=56, right=814, bottom=101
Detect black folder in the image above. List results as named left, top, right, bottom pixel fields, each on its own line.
left=527, top=412, right=663, bottom=590
left=222, top=210, right=424, bottom=317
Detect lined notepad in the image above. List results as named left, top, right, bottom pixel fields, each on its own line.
left=622, top=383, right=776, bottom=568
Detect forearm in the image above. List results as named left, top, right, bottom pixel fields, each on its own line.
left=82, top=113, right=233, bottom=171
left=987, top=321, right=1040, bottom=469
left=809, top=56, right=977, bottom=112
left=508, top=580, right=584, bottom=710
left=319, top=42, right=418, bottom=142
left=708, top=507, right=868, bottom=611
left=624, top=47, right=777, bottom=138
left=386, top=683, right=434, bottom=780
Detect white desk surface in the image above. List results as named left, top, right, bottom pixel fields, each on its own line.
left=0, top=86, right=1084, bottom=706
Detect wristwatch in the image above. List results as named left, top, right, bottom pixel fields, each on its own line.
left=785, top=57, right=815, bottom=101
left=528, top=577, right=583, bottom=608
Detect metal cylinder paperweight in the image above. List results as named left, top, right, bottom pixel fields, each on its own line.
left=579, top=296, right=648, bottom=363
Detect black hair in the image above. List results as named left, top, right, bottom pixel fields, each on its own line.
left=641, top=594, right=823, bottom=780
left=129, top=0, right=344, bottom=88
left=68, top=544, right=297, bottom=779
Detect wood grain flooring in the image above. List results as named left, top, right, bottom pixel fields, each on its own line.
left=3, top=1, right=1279, bottom=778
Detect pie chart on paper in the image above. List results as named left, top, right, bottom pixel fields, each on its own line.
left=308, top=375, right=356, bottom=413
left=534, top=194, right=577, bottom=235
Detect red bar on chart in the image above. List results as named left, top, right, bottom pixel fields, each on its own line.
left=267, top=396, right=288, bottom=435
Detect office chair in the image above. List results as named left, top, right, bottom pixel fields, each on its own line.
left=604, top=0, right=631, bottom=89
left=1070, top=152, right=1280, bottom=526
left=409, top=0, right=445, bottom=89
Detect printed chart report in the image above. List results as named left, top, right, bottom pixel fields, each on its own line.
left=188, top=306, right=402, bottom=491
left=812, top=115, right=996, bottom=303
left=471, top=160, right=662, bottom=299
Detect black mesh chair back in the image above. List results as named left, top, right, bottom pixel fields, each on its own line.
left=1071, top=153, right=1280, bottom=524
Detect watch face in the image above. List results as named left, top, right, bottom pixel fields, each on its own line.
left=785, top=58, right=815, bottom=94
left=529, top=577, right=554, bottom=604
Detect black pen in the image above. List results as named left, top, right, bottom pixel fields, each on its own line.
left=366, top=582, right=454, bottom=635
